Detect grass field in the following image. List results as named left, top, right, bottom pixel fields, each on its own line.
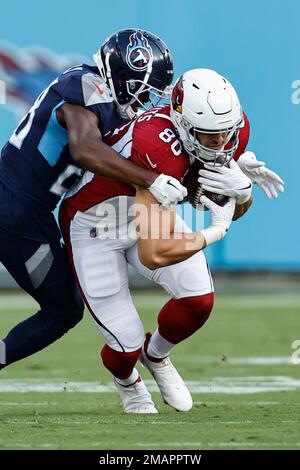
left=0, top=289, right=300, bottom=450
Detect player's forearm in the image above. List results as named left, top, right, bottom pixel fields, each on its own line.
left=61, top=102, right=157, bottom=188
left=134, top=189, right=206, bottom=269
left=72, top=137, right=156, bottom=188
left=233, top=195, right=253, bottom=221
left=138, top=232, right=206, bottom=270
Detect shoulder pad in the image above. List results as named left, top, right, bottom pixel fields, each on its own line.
left=81, top=73, right=113, bottom=106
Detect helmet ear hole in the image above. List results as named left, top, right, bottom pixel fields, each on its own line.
left=112, top=69, right=128, bottom=104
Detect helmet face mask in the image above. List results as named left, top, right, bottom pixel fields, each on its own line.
left=125, top=80, right=172, bottom=113
left=94, top=29, right=173, bottom=119
left=171, top=69, right=243, bottom=166
left=179, top=116, right=241, bottom=166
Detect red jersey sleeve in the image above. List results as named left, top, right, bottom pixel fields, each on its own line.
left=234, top=112, right=250, bottom=161
left=130, top=107, right=190, bottom=183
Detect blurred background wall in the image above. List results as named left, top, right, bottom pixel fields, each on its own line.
left=0, top=0, right=298, bottom=288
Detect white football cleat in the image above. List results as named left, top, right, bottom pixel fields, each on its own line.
left=140, top=334, right=193, bottom=412
left=114, top=376, right=158, bottom=414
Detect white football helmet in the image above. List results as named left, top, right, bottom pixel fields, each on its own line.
left=170, top=68, right=243, bottom=166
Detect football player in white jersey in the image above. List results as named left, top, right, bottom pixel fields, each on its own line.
left=59, top=69, right=275, bottom=413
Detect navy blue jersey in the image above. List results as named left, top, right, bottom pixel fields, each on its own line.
left=0, top=64, right=123, bottom=241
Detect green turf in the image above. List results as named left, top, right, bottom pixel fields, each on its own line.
left=0, top=290, right=300, bottom=450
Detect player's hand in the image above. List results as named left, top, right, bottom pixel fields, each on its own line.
left=237, top=151, right=284, bottom=199
left=149, top=174, right=187, bottom=207
left=198, top=159, right=252, bottom=204
left=199, top=196, right=236, bottom=246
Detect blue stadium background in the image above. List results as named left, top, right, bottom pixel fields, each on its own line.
left=0, top=0, right=298, bottom=271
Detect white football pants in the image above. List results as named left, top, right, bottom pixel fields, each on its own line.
left=69, top=215, right=213, bottom=352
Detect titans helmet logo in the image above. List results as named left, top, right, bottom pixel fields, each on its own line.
left=126, top=31, right=153, bottom=72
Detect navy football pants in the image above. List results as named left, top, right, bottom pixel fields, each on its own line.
left=0, top=230, right=84, bottom=366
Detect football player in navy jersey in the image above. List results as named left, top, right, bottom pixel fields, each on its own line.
left=0, top=29, right=187, bottom=369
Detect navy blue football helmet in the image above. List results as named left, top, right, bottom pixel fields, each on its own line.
left=93, top=29, right=174, bottom=118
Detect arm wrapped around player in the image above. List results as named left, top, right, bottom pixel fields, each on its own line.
left=148, top=174, right=188, bottom=208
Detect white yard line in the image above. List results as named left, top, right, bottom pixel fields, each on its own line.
left=193, top=401, right=282, bottom=405
left=176, top=356, right=295, bottom=365
left=210, top=442, right=300, bottom=448
left=218, top=420, right=255, bottom=424
left=137, top=442, right=203, bottom=447
left=137, top=441, right=300, bottom=448
left=0, top=401, right=58, bottom=406
left=228, top=357, right=294, bottom=365
left=1, top=376, right=300, bottom=394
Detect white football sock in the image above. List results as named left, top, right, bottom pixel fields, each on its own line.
left=115, top=367, right=139, bottom=386
left=147, top=330, right=175, bottom=359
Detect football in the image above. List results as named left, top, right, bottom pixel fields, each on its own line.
left=182, top=159, right=228, bottom=210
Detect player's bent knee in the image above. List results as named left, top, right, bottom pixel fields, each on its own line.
left=101, top=344, right=141, bottom=379
left=67, top=289, right=85, bottom=322
left=43, top=291, right=84, bottom=331
left=158, top=293, right=214, bottom=344
left=191, top=292, right=214, bottom=317
left=92, top=302, right=145, bottom=353
left=66, top=296, right=84, bottom=327
left=163, top=251, right=214, bottom=299
left=114, top=316, right=145, bottom=352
